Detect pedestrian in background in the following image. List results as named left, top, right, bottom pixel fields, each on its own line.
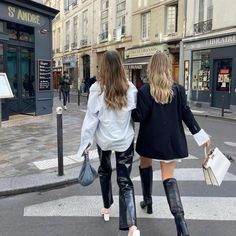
left=132, top=52, right=210, bottom=236
left=60, top=71, right=71, bottom=110
left=78, top=50, right=140, bottom=236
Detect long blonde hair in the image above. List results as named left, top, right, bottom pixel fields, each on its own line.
left=98, top=50, right=129, bottom=110
left=148, top=52, right=174, bottom=104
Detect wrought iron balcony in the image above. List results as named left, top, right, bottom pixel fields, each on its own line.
left=80, top=39, right=88, bottom=47
left=113, top=26, right=126, bottom=39
left=99, top=31, right=108, bottom=41
left=194, top=19, right=212, bottom=34
left=71, top=42, right=77, bottom=49
left=64, top=45, right=69, bottom=51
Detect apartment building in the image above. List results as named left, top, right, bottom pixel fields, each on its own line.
left=43, top=0, right=132, bottom=91
left=124, top=0, right=185, bottom=88
left=181, top=0, right=236, bottom=110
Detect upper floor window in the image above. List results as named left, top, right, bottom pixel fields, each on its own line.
left=141, top=12, right=150, bottom=40
left=82, top=10, right=88, bottom=40
left=199, top=0, right=205, bottom=22
left=166, top=4, right=178, bottom=35
left=64, top=0, right=77, bottom=11
left=72, top=16, right=78, bottom=48
left=116, top=0, right=126, bottom=35
left=101, top=0, right=109, bottom=11
left=65, top=21, right=70, bottom=50
left=207, top=0, right=213, bottom=20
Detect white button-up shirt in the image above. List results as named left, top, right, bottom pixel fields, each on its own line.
left=77, top=81, right=137, bottom=158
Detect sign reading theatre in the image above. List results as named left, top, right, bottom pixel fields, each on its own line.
left=8, top=6, right=40, bottom=25
left=38, top=60, right=51, bottom=91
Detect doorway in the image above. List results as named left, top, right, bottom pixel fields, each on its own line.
left=7, top=46, right=35, bottom=115
left=212, top=59, right=232, bottom=109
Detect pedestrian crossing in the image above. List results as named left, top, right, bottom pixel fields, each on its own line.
left=24, top=149, right=236, bottom=222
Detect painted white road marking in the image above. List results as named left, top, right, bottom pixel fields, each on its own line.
left=24, top=195, right=236, bottom=221
left=132, top=168, right=236, bottom=182
left=224, top=142, right=236, bottom=147
left=191, top=110, right=205, bottom=114
left=33, top=149, right=99, bottom=170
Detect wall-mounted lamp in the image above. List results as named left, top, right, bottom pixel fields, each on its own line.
left=40, top=28, right=49, bottom=34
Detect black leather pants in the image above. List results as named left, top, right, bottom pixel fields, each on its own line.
left=97, top=143, right=137, bottom=230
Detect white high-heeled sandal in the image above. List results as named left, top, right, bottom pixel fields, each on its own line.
left=128, top=229, right=140, bottom=236
left=101, top=208, right=110, bottom=222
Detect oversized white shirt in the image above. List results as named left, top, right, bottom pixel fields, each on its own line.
left=77, top=81, right=137, bottom=158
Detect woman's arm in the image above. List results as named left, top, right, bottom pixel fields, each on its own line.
left=77, top=85, right=100, bottom=158
left=179, top=85, right=210, bottom=146
left=132, top=87, right=152, bottom=122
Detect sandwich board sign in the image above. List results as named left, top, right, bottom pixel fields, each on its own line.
left=0, top=73, right=14, bottom=99
left=0, top=73, right=14, bottom=127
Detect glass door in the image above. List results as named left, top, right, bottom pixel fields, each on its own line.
left=7, top=46, right=35, bottom=115
left=212, top=59, right=232, bottom=109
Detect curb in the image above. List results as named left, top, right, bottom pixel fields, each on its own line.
left=193, top=112, right=236, bottom=123
left=0, top=155, right=139, bottom=198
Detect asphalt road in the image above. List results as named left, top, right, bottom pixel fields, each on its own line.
left=0, top=117, right=236, bottom=236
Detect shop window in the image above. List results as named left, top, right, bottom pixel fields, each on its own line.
left=0, top=44, right=3, bottom=72
left=7, top=22, right=34, bottom=42
left=192, top=50, right=210, bottom=91
left=0, top=21, right=4, bottom=33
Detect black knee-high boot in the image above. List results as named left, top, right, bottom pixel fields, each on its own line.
left=139, top=166, right=153, bottom=214
left=163, top=178, right=190, bottom=236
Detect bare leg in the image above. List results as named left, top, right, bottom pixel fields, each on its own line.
left=160, top=161, right=175, bottom=181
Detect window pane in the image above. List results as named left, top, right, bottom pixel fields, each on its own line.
left=192, top=50, right=210, bottom=91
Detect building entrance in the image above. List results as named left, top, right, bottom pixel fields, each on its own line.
left=6, top=45, right=35, bottom=115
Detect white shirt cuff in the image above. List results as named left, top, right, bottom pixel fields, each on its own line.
left=193, top=129, right=210, bottom=146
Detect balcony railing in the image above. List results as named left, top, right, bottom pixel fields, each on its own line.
left=99, top=31, right=108, bottom=41
left=194, top=19, right=212, bottom=34
left=80, top=39, right=88, bottom=47
left=71, top=42, right=77, bottom=49
left=64, top=45, right=69, bottom=51
left=113, top=26, right=126, bottom=40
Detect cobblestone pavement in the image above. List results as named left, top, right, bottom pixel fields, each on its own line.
left=0, top=92, right=235, bottom=178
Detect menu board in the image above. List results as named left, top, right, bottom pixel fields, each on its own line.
left=0, top=73, right=14, bottom=98
left=38, top=60, right=51, bottom=91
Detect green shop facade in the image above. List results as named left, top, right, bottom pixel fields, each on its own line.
left=182, top=33, right=236, bottom=111
left=0, top=0, right=58, bottom=120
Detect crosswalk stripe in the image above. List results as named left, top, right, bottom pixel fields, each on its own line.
left=132, top=168, right=236, bottom=182
left=23, top=195, right=236, bottom=221
left=33, top=150, right=99, bottom=170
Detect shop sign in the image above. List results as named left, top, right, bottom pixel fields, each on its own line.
left=125, top=65, right=143, bottom=70
left=8, top=6, right=40, bottom=25
left=38, top=60, right=51, bottom=91
left=205, top=35, right=236, bottom=47
left=126, top=44, right=167, bottom=58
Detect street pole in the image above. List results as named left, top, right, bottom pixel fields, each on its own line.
left=56, top=106, right=64, bottom=176
left=221, top=95, right=225, bottom=117
left=78, top=89, right=80, bottom=106
left=0, top=99, right=2, bottom=128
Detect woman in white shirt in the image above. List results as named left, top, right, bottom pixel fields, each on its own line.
left=78, top=50, right=140, bottom=236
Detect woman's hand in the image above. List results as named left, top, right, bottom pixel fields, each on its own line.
left=82, top=143, right=91, bottom=156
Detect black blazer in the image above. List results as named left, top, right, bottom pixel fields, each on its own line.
left=132, top=84, right=201, bottom=160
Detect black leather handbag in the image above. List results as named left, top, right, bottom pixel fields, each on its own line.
left=78, top=152, right=98, bottom=186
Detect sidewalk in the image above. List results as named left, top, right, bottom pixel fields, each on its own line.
left=0, top=94, right=235, bottom=197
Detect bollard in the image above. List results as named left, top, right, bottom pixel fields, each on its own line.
left=78, top=89, right=80, bottom=106
left=56, top=107, right=64, bottom=176
left=221, top=95, right=225, bottom=117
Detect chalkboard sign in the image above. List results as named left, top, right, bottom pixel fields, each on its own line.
left=0, top=73, right=14, bottom=99
left=38, top=59, right=51, bottom=91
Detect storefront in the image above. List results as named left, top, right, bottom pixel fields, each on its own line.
left=0, top=0, right=58, bottom=121
left=124, top=43, right=179, bottom=89
left=183, top=34, right=236, bottom=110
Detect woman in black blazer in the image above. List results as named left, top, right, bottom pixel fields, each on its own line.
left=132, top=52, right=210, bottom=236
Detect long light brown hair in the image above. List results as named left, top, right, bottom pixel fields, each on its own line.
left=148, top=52, right=174, bottom=104
left=98, top=50, right=129, bottom=110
